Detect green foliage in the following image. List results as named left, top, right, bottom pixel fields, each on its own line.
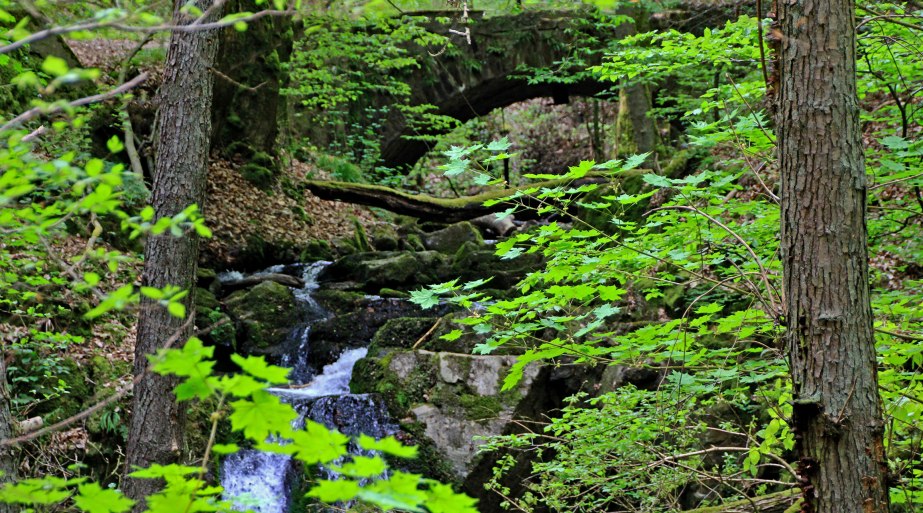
left=410, top=3, right=923, bottom=495
left=0, top=14, right=478, bottom=512
left=285, top=14, right=457, bottom=178
left=483, top=388, right=704, bottom=512
left=0, top=337, right=481, bottom=512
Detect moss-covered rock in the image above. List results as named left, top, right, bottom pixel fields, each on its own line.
left=308, top=297, right=436, bottom=370
left=422, top=221, right=484, bottom=253
left=370, top=317, right=435, bottom=351
left=195, top=287, right=220, bottom=312
left=299, top=239, right=333, bottom=262
left=452, top=241, right=542, bottom=290
left=350, top=348, right=543, bottom=479
left=240, top=162, right=275, bottom=189
left=196, top=268, right=221, bottom=296
left=312, top=289, right=366, bottom=315
left=223, top=280, right=299, bottom=355
left=400, top=233, right=426, bottom=252
left=319, top=251, right=454, bottom=292
left=370, top=223, right=401, bottom=251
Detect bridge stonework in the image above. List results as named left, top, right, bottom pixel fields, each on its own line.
left=377, top=10, right=616, bottom=169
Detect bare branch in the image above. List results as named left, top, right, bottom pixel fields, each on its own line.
left=0, top=72, right=149, bottom=134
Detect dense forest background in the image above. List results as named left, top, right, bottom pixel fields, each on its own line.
left=1, top=1, right=922, bottom=513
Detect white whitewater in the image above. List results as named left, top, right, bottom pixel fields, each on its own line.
left=220, top=263, right=392, bottom=513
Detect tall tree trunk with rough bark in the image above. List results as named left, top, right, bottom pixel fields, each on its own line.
left=123, top=0, right=220, bottom=506
left=615, top=4, right=658, bottom=157
left=776, top=1, right=890, bottom=512
left=0, top=358, right=17, bottom=513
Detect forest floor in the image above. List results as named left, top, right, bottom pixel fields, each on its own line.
left=68, top=37, right=378, bottom=269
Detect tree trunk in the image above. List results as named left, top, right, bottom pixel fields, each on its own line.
left=776, top=1, right=890, bottom=512
left=0, top=358, right=17, bottom=513
left=123, top=0, right=220, bottom=506
left=615, top=5, right=659, bottom=157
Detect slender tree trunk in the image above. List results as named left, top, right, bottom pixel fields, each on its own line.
left=0, top=358, right=17, bottom=513
left=776, top=1, right=890, bottom=512
left=123, top=0, right=220, bottom=506
left=615, top=5, right=659, bottom=157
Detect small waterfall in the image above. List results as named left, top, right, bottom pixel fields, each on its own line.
left=279, top=262, right=329, bottom=384
left=220, top=263, right=396, bottom=513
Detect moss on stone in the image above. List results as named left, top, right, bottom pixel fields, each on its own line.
left=401, top=233, right=426, bottom=252
left=458, top=393, right=504, bottom=421
left=240, top=163, right=275, bottom=189
left=299, top=239, right=332, bottom=262
left=312, top=289, right=366, bottom=314
left=378, top=288, right=410, bottom=298
left=224, top=280, right=298, bottom=354
left=370, top=317, right=435, bottom=351
left=195, top=287, right=220, bottom=311
left=350, top=351, right=437, bottom=417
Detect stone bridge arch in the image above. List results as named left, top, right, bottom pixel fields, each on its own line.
left=375, top=10, right=618, bottom=170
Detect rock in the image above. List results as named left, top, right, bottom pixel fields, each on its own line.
left=370, top=223, right=401, bottom=251
left=319, top=251, right=454, bottom=292
left=470, top=213, right=515, bottom=237
left=452, top=241, right=542, bottom=290
left=351, top=349, right=542, bottom=479
left=222, top=272, right=305, bottom=294
left=224, top=280, right=300, bottom=355
left=196, top=268, right=221, bottom=295
left=195, top=287, right=220, bottom=312
left=299, top=239, right=334, bottom=262
left=422, top=221, right=484, bottom=253
left=308, top=297, right=439, bottom=371
left=370, top=317, right=435, bottom=351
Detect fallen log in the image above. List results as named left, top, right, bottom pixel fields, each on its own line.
left=302, top=170, right=645, bottom=223
left=686, top=489, right=800, bottom=513
left=221, top=273, right=305, bottom=293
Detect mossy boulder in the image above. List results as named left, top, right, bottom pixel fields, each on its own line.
left=350, top=349, right=543, bottom=479
left=308, top=297, right=437, bottom=370
left=197, top=268, right=221, bottom=296
left=422, top=222, right=484, bottom=253
left=369, top=314, right=490, bottom=354
left=370, top=223, right=401, bottom=252
left=223, top=280, right=299, bottom=355
left=452, top=241, right=542, bottom=289
left=240, top=162, right=275, bottom=189
left=299, top=239, right=333, bottom=262
left=369, top=317, right=435, bottom=352
left=319, top=251, right=454, bottom=292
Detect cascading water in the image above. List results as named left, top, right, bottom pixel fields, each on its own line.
left=219, top=263, right=396, bottom=513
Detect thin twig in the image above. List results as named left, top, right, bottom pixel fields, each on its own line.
left=0, top=316, right=228, bottom=447
left=0, top=9, right=296, bottom=56
left=650, top=204, right=781, bottom=316
left=0, top=73, right=149, bottom=133
left=412, top=317, right=444, bottom=349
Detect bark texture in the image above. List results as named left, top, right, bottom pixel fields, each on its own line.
left=123, top=0, right=220, bottom=506
left=0, top=359, right=17, bottom=513
left=615, top=4, right=659, bottom=156
left=776, top=1, right=890, bottom=512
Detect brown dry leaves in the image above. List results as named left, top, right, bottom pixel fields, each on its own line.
left=201, top=157, right=375, bottom=269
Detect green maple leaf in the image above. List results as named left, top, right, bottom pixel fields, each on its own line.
left=357, top=472, right=426, bottom=512
left=218, top=374, right=268, bottom=397
left=335, top=455, right=387, bottom=478
left=424, top=482, right=479, bottom=513
left=358, top=434, right=418, bottom=458
left=73, top=483, right=134, bottom=513
left=231, top=354, right=290, bottom=384
left=307, top=479, right=360, bottom=503
left=290, top=420, right=349, bottom=464
left=229, top=391, right=297, bottom=441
